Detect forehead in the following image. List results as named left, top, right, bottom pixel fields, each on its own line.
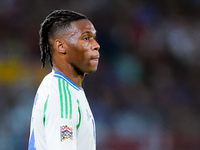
left=70, top=19, right=96, bottom=35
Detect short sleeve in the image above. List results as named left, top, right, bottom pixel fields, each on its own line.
left=44, top=81, right=78, bottom=150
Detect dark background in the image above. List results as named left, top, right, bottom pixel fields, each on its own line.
left=1, top=0, right=200, bottom=149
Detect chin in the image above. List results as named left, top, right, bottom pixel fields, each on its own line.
left=85, top=68, right=98, bottom=74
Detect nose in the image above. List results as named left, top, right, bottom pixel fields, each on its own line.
left=92, top=40, right=100, bottom=51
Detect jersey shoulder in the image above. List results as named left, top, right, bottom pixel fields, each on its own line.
left=38, top=71, right=54, bottom=92
left=33, top=71, right=55, bottom=107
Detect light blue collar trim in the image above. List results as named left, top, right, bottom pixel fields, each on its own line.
left=53, top=72, right=82, bottom=91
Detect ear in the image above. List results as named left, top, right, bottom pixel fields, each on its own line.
left=54, top=39, right=67, bottom=54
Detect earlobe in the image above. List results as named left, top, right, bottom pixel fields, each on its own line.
left=55, top=39, right=67, bottom=54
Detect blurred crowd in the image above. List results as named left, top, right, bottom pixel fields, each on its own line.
left=1, top=0, right=200, bottom=150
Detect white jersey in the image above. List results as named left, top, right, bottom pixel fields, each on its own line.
left=28, top=71, right=96, bottom=150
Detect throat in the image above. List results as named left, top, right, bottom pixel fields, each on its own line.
left=71, top=63, right=85, bottom=76
left=69, top=64, right=85, bottom=87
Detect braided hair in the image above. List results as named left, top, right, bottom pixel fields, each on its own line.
left=39, top=9, right=87, bottom=68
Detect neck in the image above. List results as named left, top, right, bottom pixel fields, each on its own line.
left=52, top=64, right=85, bottom=88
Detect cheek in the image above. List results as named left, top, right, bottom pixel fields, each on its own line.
left=79, top=40, right=90, bottom=48
left=68, top=38, right=78, bottom=47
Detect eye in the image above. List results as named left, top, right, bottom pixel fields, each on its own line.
left=83, top=37, right=90, bottom=41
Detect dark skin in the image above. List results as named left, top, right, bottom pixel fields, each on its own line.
left=49, top=19, right=100, bottom=87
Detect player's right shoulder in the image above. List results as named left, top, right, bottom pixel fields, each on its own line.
left=37, top=71, right=55, bottom=91
left=38, top=71, right=63, bottom=100
left=32, top=72, right=52, bottom=105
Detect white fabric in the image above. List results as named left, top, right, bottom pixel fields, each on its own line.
left=28, top=71, right=96, bottom=150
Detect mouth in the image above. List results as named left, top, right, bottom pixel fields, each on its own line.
left=91, top=58, right=99, bottom=61
left=91, top=54, right=100, bottom=61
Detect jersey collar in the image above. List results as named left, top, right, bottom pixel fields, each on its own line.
left=53, top=71, right=82, bottom=91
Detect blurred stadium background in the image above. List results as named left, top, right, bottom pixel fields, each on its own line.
left=1, top=0, right=200, bottom=149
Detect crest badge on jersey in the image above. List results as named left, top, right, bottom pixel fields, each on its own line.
left=61, top=125, right=73, bottom=141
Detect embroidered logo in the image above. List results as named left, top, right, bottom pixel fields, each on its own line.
left=61, top=125, right=73, bottom=141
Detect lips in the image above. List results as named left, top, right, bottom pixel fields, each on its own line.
left=91, top=54, right=100, bottom=61
left=91, top=58, right=99, bottom=61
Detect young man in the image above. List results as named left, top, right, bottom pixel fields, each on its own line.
left=28, top=9, right=100, bottom=150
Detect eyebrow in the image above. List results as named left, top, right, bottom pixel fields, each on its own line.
left=81, top=31, right=96, bottom=35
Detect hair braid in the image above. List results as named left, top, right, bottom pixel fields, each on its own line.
left=39, top=9, right=87, bottom=68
